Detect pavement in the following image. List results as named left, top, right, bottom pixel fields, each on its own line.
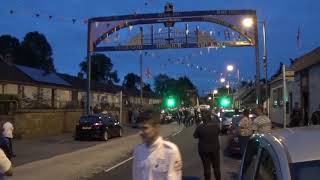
left=8, top=123, right=183, bottom=180
left=89, top=125, right=241, bottom=180
left=11, top=125, right=139, bottom=166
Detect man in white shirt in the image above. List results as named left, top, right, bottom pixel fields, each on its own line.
left=0, top=148, right=13, bottom=180
left=132, top=118, right=182, bottom=180
left=252, top=106, right=272, bottom=134
left=2, top=122, right=14, bottom=157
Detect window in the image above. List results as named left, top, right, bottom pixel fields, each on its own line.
left=242, top=139, right=260, bottom=180
left=256, top=149, right=278, bottom=180
left=272, top=88, right=283, bottom=108
left=290, top=160, right=320, bottom=180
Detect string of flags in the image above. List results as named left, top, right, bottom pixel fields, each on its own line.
left=6, top=8, right=244, bottom=41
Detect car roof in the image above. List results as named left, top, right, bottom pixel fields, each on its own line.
left=264, top=126, right=320, bottom=163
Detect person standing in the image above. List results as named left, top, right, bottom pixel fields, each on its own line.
left=238, top=109, right=253, bottom=155
left=290, top=102, right=302, bottom=127
left=311, top=104, right=320, bottom=125
left=0, top=126, right=12, bottom=180
left=2, top=122, right=14, bottom=157
left=133, top=118, right=182, bottom=180
left=252, top=106, right=272, bottom=134
left=194, top=110, right=221, bottom=180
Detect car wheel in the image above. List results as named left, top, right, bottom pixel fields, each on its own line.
left=118, top=128, right=122, bottom=137
left=102, top=130, right=109, bottom=141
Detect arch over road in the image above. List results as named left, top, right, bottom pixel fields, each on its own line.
left=85, top=5, right=261, bottom=114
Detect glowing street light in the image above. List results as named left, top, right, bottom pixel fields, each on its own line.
left=208, top=97, right=212, bottom=100
left=213, top=90, right=218, bottom=94
left=242, top=17, right=254, bottom=28
left=226, top=84, right=230, bottom=89
left=226, top=65, right=234, bottom=72
left=220, top=78, right=226, bottom=83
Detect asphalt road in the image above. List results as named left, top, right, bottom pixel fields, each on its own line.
left=88, top=125, right=241, bottom=180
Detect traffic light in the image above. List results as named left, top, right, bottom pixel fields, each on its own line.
left=219, top=96, right=231, bottom=108
left=165, top=97, right=176, bottom=108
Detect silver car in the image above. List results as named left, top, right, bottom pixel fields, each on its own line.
left=239, top=126, right=320, bottom=180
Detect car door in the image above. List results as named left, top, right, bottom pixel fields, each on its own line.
left=240, top=139, right=260, bottom=180
left=255, top=149, right=279, bottom=180
left=240, top=137, right=283, bottom=180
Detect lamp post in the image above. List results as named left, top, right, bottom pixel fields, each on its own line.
left=242, top=18, right=268, bottom=107
left=226, top=65, right=240, bottom=89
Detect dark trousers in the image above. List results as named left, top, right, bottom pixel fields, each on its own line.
left=239, top=135, right=250, bottom=155
left=6, top=137, right=13, bottom=156
left=199, top=151, right=221, bottom=180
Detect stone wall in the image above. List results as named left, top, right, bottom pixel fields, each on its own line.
left=12, top=108, right=125, bottom=139
left=13, top=109, right=84, bottom=139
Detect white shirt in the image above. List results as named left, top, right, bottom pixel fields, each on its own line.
left=2, top=122, right=13, bottom=139
left=0, top=149, right=11, bottom=180
left=133, top=137, right=182, bottom=180
left=252, top=115, right=272, bottom=134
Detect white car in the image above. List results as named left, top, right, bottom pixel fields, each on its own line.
left=239, top=126, right=320, bottom=180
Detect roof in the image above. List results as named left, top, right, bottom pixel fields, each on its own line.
left=58, top=73, right=122, bottom=94
left=268, top=126, right=320, bottom=163
left=16, top=65, right=70, bottom=86
left=292, top=47, right=320, bottom=72
left=0, top=61, right=35, bottom=84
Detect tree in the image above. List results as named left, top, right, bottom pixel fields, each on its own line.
left=154, top=74, right=173, bottom=96
left=123, top=73, right=141, bottom=90
left=79, top=53, right=119, bottom=84
left=0, top=35, right=20, bottom=62
left=154, top=74, right=198, bottom=106
left=142, top=83, right=153, bottom=93
left=17, top=32, right=55, bottom=72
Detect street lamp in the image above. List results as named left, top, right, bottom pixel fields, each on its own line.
left=226, top=65, right=240, bottom=89
left=242, top=18, right=254, bottom=28
left=208, top=97, right=212, bottom=100
left=226, top=84, right=230, bottom=89
left=213, top=90, right=218, bottom=94
left=220, top=78, right=226, bottom=83
left=241, top=17, right=268, bottom=108
left=226, top=65, right=234, bottom=72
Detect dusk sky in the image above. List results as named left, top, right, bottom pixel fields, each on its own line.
left=1, top=0, right=319, bottom=94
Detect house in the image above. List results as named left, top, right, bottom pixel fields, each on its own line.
left=268, top=67, right=295, bottom=126
left=0, top=61, right=161, bottom=110
left=291, top=47, right=320, bottom=125
left=0, top=60, right=161, bottom=138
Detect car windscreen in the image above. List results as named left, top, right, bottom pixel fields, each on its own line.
left=290, top=160, right=320, bottom=180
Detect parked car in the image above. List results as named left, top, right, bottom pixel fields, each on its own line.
left=239, top=126, right=320, bottom=180
left=75, top=114, right=122, bottom=141
left=220, top=110, right=241, bottom=134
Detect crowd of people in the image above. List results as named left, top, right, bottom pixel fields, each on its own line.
left=132, top=105, right=275, bottom=180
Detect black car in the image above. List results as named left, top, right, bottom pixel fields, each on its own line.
left=75, top=114, right=122, bottom=141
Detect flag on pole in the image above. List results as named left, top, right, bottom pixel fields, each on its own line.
left=296, top=25, right=301, bottom=49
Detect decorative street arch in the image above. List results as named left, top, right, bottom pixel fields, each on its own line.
left=86, top=4, right=261, bottom=114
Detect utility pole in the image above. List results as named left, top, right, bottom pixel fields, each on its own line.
left=86, top=20, right=92, bottom=115
left=140, top=53, right=143, bottom=106
left=282, top=64, right=287, bottom=128
left=262, top=21, right=269, bottom=115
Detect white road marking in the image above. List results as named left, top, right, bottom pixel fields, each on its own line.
left=171, top=129, right=183, bottom=137
left=104, top=156, right=134, bottom=173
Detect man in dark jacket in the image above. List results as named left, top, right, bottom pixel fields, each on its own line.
left=193, top=110, right=221, bottom=180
